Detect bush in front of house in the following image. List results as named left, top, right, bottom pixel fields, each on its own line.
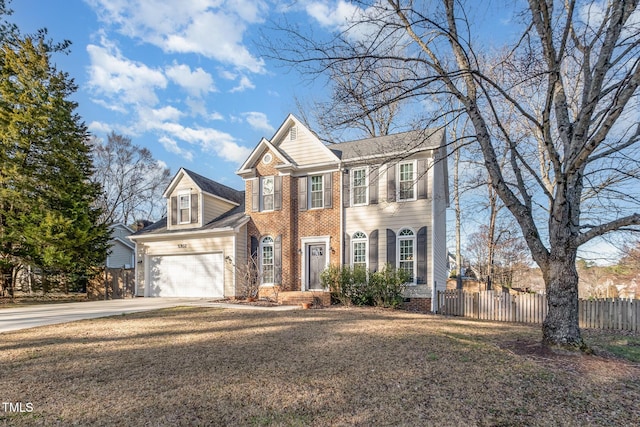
left=321, top=264, right=409, bottom=308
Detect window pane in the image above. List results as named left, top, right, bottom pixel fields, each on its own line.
left=310, top=175, right=323, bottom=208
left=352, top=169, right=367, bottom=205
left=262, top=245, right=274, bottom=284
left=179, top=195, right=190, bottom=223
left=353, top=241, right=366, bottom=267
left=399, top=238, right=414, bottom=281
left=399, top=163, right=415, bottom=200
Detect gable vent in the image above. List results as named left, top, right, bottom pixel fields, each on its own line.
left=289, top=126, right=297, bottom=141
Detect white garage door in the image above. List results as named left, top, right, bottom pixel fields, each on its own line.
left=147, top=253, right=224, bottom=297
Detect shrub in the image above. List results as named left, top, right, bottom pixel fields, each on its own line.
left=321, top=264, right=409, bottom=308
left=369, top=264, right=409, bottom=308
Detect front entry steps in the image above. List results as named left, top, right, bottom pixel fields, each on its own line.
left=258, top=289, right=330, bottom=307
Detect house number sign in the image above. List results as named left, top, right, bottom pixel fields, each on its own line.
left=178, top=244, right=187, bottom=248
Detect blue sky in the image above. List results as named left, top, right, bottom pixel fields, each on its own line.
left=10, top=0, right=517, bottom=191
left=10, top=0, right=345, bottom=189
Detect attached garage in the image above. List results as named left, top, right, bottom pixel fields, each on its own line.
left=146, top=253, right=224, bottom=298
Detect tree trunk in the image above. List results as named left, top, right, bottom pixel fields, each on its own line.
left=542, top=257, right=586, bottom=350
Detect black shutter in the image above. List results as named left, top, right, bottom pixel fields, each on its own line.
left=298, top=176, right=307, bottom=211
left=418, top=159, right=428, bottom=199
left=387, top=164, right=396, bottom=202
left=369, top=166, right=378, bottom=204
left=274, top=235, right=282, bottom=283
left=324, top=172, right=332, bottom=208
left=274, top=175, right=282, bottom=211
left=417, top=226, right=427, bottom=284
left=170, top=196, right=177, bottom=225
left=191, top=193, right=198, bottom=223
left=343, top=171, right=350, bottom=207
left=343, top=233, right=350, bottom=265
left=386, top=229, right=396, bottom=267
left=369, top=230, right=378, bottom=272
left=251, top=178, right=259, bottom=212
left=250, top=236, right=259, bottom=258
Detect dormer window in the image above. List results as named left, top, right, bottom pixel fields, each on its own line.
left=178, top=193, right=191, bottom=224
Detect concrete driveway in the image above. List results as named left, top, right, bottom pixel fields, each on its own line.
left=0, top=298, right=298, bottom=333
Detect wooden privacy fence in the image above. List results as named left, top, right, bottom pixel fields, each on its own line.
left=438, top=290, right=639, bottom=332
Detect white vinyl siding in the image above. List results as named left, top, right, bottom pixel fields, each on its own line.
left=351, top=167, right=368, bottom=206
left=277, top=126, right=337, bottom=166
left=203, top=193, right=236, bottom=223
left=344, top=154, right=438, bottom=298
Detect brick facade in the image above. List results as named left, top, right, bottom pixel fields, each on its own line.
left=403, top=297, right=432, bottom=313
left=245, top=148, right=341, bottom=292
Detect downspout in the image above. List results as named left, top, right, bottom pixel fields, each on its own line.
left=431, top=164, right=437, bottom=313
left=339, top=162, right=344, bottom=266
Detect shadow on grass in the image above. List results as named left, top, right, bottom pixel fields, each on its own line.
left=1, top=307, right=639, bottom=426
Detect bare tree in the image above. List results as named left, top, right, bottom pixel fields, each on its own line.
left=268, top=0, right=640, bottom=350
left=91, top=132, right=171, bottom=226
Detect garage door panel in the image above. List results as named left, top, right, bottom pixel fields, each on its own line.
left=147, top=253, right=223, bottom=297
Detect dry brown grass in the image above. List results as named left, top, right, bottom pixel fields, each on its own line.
left=1, top=306, right=639, bottom=426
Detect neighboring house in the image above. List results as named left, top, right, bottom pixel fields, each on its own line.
left=128, top=168, right=248, bottom=298
left=106, top=223, right=135, bottom=269
left=130, top=114, right=449, bottom=311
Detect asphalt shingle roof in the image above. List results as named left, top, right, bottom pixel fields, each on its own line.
left=182, top=168, right=245, bottom=205
left=329, top=129, right=444, bottom=162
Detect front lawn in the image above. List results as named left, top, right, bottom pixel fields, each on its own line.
left=1, top=307, right=638, bottom=426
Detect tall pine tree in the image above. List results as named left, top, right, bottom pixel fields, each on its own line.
left=0, top=28, right=108, bottom=294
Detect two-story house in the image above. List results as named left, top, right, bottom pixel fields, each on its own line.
left=130, top=114, right=448, bottom=311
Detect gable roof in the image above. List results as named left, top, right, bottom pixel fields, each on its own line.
left=329, top=129, right=445, bottom=163
left=236, top=137, right=293, bottom=176
left=163, top=167, right=244, bottom=205
left=129, top=200, right=248, bottom=238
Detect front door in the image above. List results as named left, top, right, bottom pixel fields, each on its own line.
left=308, top=244, right=326, bottom=290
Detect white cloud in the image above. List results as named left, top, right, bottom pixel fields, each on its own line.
left=209, top=111, right=224, bottom=121
left=139, top=106, right=184, bottom=123
left=86, top=41, right=167, bottom=106
left=230, top=75, right=255, bottom=93
left=306, top=1, right=360, bottom=29
left=87, top=121, right=114, bottom=134
left=87, top=0, right=267, bottom=73
left=143, top=119, right=251, bottom=164
left=243, top=112, right=274, bottom=134
left=304, top=1, right=399, bottom=43
left=158, top=136, right=194, bottom=162
left=90, top=98, right=128, bottom=113
left=165, top=62, right=215, bottom=97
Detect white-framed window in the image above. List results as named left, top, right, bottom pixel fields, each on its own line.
left=351, top=231, right=368, bottom=270
left=397, top=228, right=416, bottom=283
left=178, top=193, right=191, bottom=224
left=351, top=167, right=368, bottom=206
left=261, top=236, right=275, bottom=285
left=262, top=176, right=274, bottom=211
left=310, top=175, right=324, bottom=208
left=398, top=160, right=417, bottom=201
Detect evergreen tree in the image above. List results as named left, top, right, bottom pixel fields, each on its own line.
left=0, top=26, right=108, bottom=294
